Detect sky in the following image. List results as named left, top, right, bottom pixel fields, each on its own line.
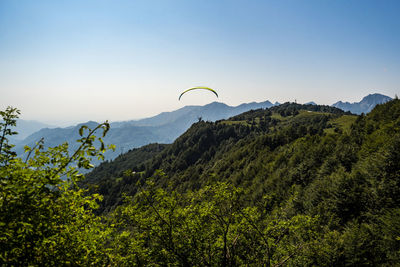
left=0, top=0, right=399, bottom=125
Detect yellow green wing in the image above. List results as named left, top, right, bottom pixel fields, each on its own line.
left=179, top=86, right=218, bottom=100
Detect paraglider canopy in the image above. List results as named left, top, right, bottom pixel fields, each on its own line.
left=179, top=86, right=218, bottom=100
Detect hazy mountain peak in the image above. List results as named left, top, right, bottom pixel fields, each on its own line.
left=305, top=101, right=317, bottom=105
left=332, top=93, right=392, bottom=114
left=78, top=121, right=99, bottom=127
left=360, top=93, right=392, bottom=104
left=204, top=101, right=228, bottom=108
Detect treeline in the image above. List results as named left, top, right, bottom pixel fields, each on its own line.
left=1, top=100, right=400, bottom=265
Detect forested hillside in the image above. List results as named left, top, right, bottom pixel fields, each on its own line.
left=2, top=100, right=400, bottom=265
left=83, top=100, right=400, bottom=265
left=85, top=103, right=353, bottom=212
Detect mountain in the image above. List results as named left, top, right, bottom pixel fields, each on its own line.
left=332, top=93, right=392, bottom=114
left=14, top=100, right=275, bottom=161
left=305, top=101, right=317, bottom=105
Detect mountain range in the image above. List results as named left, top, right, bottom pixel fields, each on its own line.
left=13, top=93, right=392, bottom=161
left=14, top=100, right=275, bottom=160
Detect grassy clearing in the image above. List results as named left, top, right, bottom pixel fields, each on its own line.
left=220, top=120, right=251, bottom=126
left=325, top=115, right=357, bottom=134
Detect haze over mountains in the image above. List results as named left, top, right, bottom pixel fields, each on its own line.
left=13, top=93, right=393, bottom=161
left=10, top=120, right=55, bottom=141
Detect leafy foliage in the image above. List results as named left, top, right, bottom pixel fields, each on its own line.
left=0, top=107, right=114, bottom=265
left=110, top=179, right=319, bottom=266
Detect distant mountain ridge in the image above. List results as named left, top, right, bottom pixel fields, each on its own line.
left=13, top=93, right=393, bottom=162
left=111, top=100, right=275, bottom=128
left=14, top=100, right=276, bottom=161
left=332, top=93, right=392, bottom=114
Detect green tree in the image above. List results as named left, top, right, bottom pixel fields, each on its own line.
left=0, top=107, right=114, bottom=265
left=111, top=178, right=319, bottom=266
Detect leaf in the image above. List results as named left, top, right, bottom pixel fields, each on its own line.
left=79, top=125, right=88, bottom=136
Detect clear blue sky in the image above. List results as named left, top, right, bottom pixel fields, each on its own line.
left=1, top=0, right=399, bottom=125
